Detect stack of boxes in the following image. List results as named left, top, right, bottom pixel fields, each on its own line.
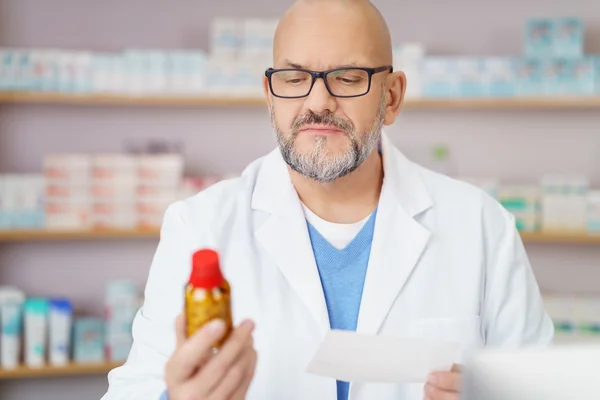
left=41, top=152, right=184, bottom=230
left=462, top=176, right=597, bottom=234
left=44, top=155, right=93, bottom=229
left=137, top=154, right=184, bottom=228
left=91, top=155, right=138, bottom=230
left=526, top=17, right=596, bottom=97
left=413, top=16, right=599, bottom=98
left=0, top=154, right=223, bottom=232
left=0, top=17, right=278, bottom=97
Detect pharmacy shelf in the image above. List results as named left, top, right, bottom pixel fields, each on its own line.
left=520, top=231, right=600, bottom=245
left=2, top=91, right=600, bottom=109
left=0, top=91, right=265, bottom=107
left=0, top=362, right=121, bottom=380
left=0, top=228, right=160, bottom=242
left=1, top=228, right=600, bottom=245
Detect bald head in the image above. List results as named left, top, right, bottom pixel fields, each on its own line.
left=273, top=0, right=393, bottom=69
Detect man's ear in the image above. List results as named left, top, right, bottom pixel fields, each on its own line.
left=263, top=75, right=272, bottom=109
left=383, top=71, right=406, bottom=126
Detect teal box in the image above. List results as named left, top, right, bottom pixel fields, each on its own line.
left=589, top=220, right=600, bottom=233
left=525, top=19, right=554, bottom=58
left=570, top=57, right=596, bottom=95
left=553, top=17, right=584, bottom=58
left=73, top=318, right=105, bottom=363
left=542, top=58, right=571, bottom=96
left=484, top=57, right=516, bottom=97
left=595, top=56, right=600, bottom=94
left=456, top=58, right=485, bottom=97
left=515, top=58, right=543, bottom=96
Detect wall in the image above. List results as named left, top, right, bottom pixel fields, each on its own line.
left=1, top=0, right=599, bottom=398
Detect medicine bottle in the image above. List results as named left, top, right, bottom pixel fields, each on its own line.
left=185, top=249, right=232, bottom=347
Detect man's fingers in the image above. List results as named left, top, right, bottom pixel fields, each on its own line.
left=175, top=313, right=186, bottom=347
left=427, top=371, right=461, bottom=392
left=194, top=319, right=255, bottom=393
left=206, top=346, right=256, bottom=400
left=230, top=347, right=258, bottom=400
left=166, top=319, right=227, bottom=384
left=424, top=383, right=460, bottom=400
left=451, top=364, right=463, bottom=373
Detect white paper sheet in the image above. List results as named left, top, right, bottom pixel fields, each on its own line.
left=306, top=330, right=461, bottom=383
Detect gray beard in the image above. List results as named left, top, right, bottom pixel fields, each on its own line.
left=271, top=94, right=386, bottom=184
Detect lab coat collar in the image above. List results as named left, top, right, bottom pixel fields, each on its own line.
left=252, top=132, right=433, bottom=335
left=251, top=132, right=433, bottom=219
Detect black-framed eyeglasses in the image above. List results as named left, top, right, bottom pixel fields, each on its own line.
left=265, top=65, right=393, bottom=99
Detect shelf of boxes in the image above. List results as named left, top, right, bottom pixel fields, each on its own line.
left=0, top=362, right=122, bottom=380
left=0, top=228, right=599, bottom=245
left=0, top=228, right=160, bottom=242
left=519, top=231, right=600, bottom=245
left=1, top=92, right=600, bottom=109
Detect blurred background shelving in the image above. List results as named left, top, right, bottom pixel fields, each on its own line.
left=2, top=92, right=600, bottom=109
left=2, top=229, right=600, bottom=244
left=1, top=1, right=600, bottom=400
left=0, top=362, right=121, bottom=380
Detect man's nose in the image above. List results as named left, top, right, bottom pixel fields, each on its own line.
left=304, top=78, right=338, bottom=115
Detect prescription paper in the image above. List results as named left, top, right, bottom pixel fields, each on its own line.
left=306, top=330, right=461, bottom=383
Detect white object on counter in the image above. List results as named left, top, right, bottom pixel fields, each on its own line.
left=0, top=286, right=25, bottom=369
left=24, top=298, right=49, bottom=368
left=49, top=298, right=73, bottom=366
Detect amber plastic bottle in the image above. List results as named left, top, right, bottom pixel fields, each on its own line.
left=185, top=249, right=232, bottom=347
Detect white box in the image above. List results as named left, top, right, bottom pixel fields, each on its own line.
left=44, top=154, right=92, bottom=182
left=91, top=183, right=137, bottom=200
left=45, top=197, right=91, bottom=229
left=137, top=154, right=183, bottom=185
left=93, top=154, right=138, bottom=181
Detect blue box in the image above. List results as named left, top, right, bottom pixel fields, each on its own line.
left=525, top=19, right=554, bottom=58
left=553, top=17, right=584, bottom=58
left=515, top=58, right=543, bottom=96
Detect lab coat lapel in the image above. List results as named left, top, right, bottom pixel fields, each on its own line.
left=252, top=149, right=330, bottom=335
left=357, top=134, right=433, bottom=335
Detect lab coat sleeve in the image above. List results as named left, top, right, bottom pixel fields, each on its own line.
left=102, top=202, right=194, bottom=399
left=482, top=203, right=554, bottom=348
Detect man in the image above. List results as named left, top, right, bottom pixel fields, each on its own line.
left=103, top=0, right=554, bottom=399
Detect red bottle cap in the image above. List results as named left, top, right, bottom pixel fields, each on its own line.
left=189, top=249, right=224, bottom=289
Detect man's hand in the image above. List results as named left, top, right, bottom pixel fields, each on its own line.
left=165, top=314, right=257, bottom=400
left=424, top=364, right=462, bottom=400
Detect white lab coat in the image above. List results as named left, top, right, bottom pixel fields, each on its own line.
left=102, top=133, right=554, bottom=400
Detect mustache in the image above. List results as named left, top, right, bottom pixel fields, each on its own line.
left=290, top=111, right=354, bottom=135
